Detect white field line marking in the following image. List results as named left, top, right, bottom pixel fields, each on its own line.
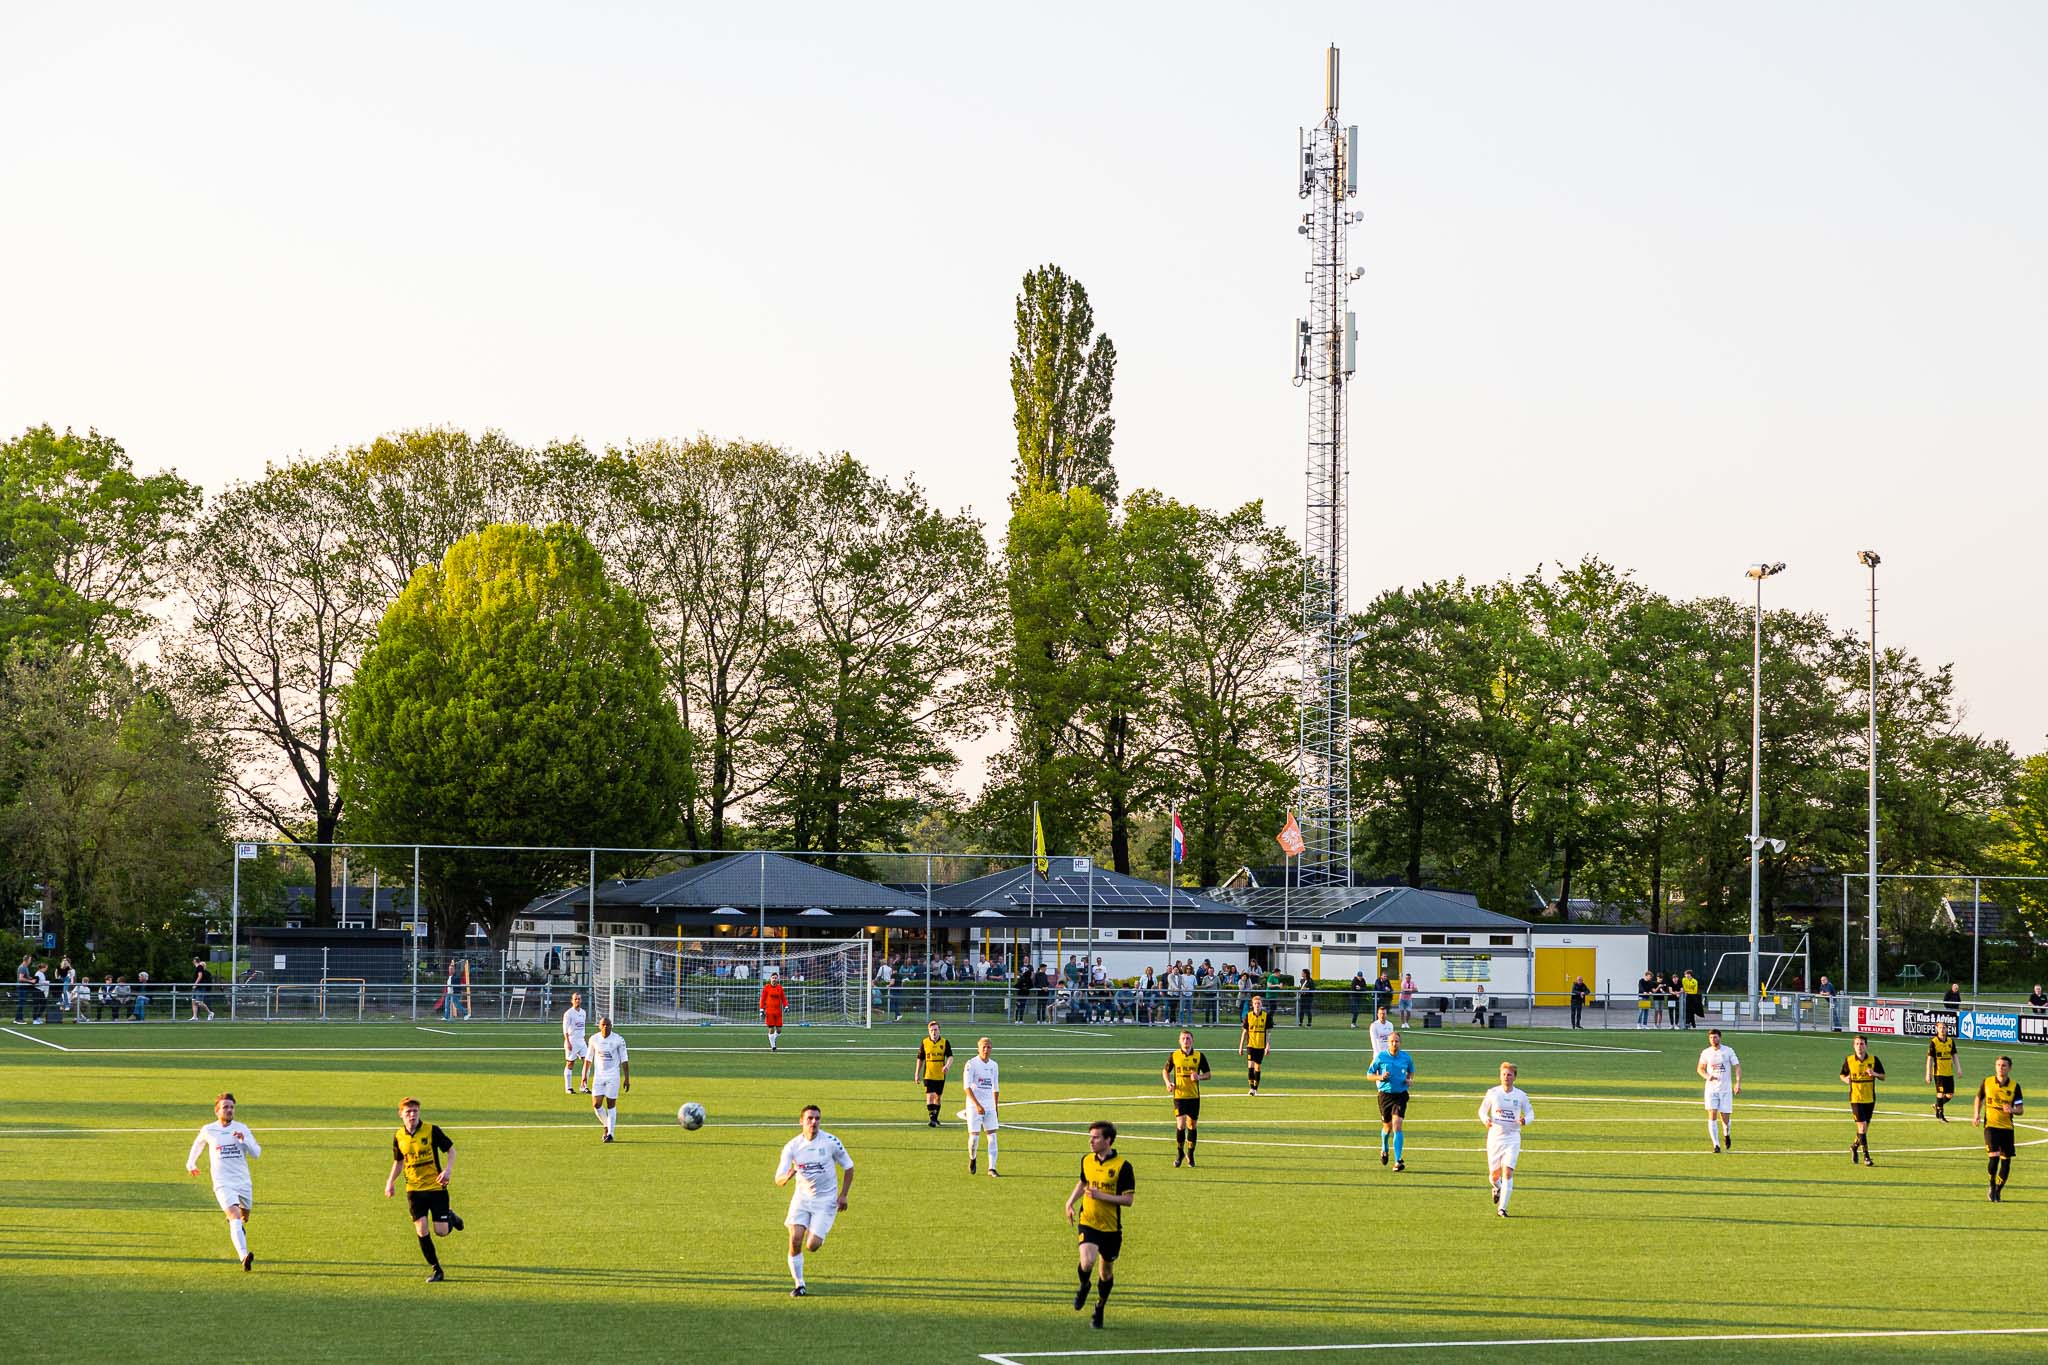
left=414, top=1026, right=459, bottom=1036
left=975, top=1325, right=2048, bottom=1362
left=992, top=1120, right=2046, bottom=1157
left=0, top=1118, right=949, bottom=1139
left=1051, top=1027, right=1116, bottom=1037
left=1, top=1026, right=72, bottom=1050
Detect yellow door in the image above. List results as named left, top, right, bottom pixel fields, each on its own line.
left=1377, top=948, right=1402, bottom=982
left=1310, top=944, right=1322, bottom=979
left=1535, top=947, right=1596, bottom=1006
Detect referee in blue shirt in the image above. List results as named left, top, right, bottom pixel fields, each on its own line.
left=1368, top=1032, right=1416, bottom=1171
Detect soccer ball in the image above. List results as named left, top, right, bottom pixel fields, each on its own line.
left=678, top=1102, right=706, bottom=1131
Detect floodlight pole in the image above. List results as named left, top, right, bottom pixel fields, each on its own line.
left=924, top=854, right=934, bottom=1020
left=1746, top=562, right=1784, bottom=1021
left=229, top=850, right=241, bottom=1021
left=1859, top=550, right=1881, bottom=998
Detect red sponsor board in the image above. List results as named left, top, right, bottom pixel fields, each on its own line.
left=1854, top=1005, right=1902, bottom=1036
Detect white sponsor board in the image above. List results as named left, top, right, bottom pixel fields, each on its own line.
left=1853, top=1005, right=1902, bottom=1036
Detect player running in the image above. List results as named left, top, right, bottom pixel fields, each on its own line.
left=1974, top=1055, right=2023, bottom=1202
left=774, top=1103, right=855, bottom=1297
left=1367, top=1030, right=1415, bottom=1170
left=186, top=1092, right=261, bottom=1270
left=760, top=973, right=788, bottom=1052
left=1926, top=1017, right=1958, bottom=1122
left=1368, top=1004, right=1395, bottom=1058
left=384, top=1097, right=462, bottom=1282
left=914, top=1019, right=953, bottom=1128
left=1478, top=1061, right=1534, bottom=1217
left=964, top=1036, right=1001, bottom=1176
left=1239, top=994, right=1271, bottom=1096
left=1163, top=1029, right=1211, bottom=1168
left=1065, top=1119, right=1135, bottom=1331
left=1841, top=1034, right=1885, bottom=1165
left=562, top=991, right=588, bottom=1094
left=1696, top=1027, right=1741, bottom=1153
left=581, top=1015, right=631, bottom=1142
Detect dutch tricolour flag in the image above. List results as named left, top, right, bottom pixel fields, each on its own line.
left=1171, top=811, right=1186, bottom=864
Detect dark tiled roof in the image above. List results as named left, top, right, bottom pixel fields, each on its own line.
left=930, top=856, right=1239, bottom=917
left=586, top=854, right=927, bottom=913
left=1208, top=884, right=1526, bottom=931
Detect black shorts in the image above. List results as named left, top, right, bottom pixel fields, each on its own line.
left=406, top=1189, right=451, bottom=1222
left=1246, top=1047, right=1266, bottom=1064
left=1378, top=1092, right=1410, bottom=1121
left=1850, top=1101, right=1875, bottom=1123
left=1173, top=1098, right=1201, bottom=1120
left=1986, top=1127, right=2016, bottom=1157
left=1078, top=1226, right=1122, bottom=1262
left=1934, top=1075, right=1955, bottom=1098
left=924, top=1078, right=946, bottom=1096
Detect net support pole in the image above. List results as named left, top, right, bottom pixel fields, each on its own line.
left=587, top=848, right=597, bottom=999
left=411, top=846, right=421, bottom=1022
left=923, top=854, right=933, bottom=1021
left=229, top=849, right=240, bottom=1022
left=759, top=853, right=768, bottom=985
left=1973, top=878, right=1981, bottom=1000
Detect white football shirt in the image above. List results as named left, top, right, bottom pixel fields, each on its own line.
left=1698, top=1044, right=1739, bottom=1087
left=562, top=1006, right=587, bottom=1043
left=1369, top=1018, right=1395, bottom=1054
left=1478, top=1085, right=1534, bottom=1132
left=964, top=1057, right=1000, bottom=1103
left=777, top=1131, right=854, bottom=1203
left=187, top=1121, right=261, bottom=1185
left=585, top=1031, right=629, bottom=1081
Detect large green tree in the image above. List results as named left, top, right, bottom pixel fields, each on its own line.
left=337, top=523, right=686, bottom=946
left=0, top=424, right=199, bottom=656
left=1009, top=264, right=1118, bottom=506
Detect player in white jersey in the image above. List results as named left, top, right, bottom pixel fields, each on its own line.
left=1476, top=1061, right=1534, bottom=1217
left=774, top=1103, right=855, bottom=1297
left=1368, top=1005, right=1396, bottom=1057
left=186, top=1092, right=261, bottom=1270
left=580, top=1016, right=631, bottom=1142
left=562, top=992, right=588, bottom=1094
left=1695, top=1027, right=1742, bottom=1153
left=963, top=1036, right=1001, bottom=1177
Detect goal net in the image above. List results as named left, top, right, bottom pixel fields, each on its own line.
left=591, top=936, right=871, bottom=1028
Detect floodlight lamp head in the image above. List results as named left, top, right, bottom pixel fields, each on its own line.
left=1746, top=562, right=1786, bottom=580
left=1857, top=550, right=1881, bottom=568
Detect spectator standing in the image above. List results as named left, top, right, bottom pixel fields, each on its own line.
left=190, top=957, right=217, bottom=1021
left=2029, top=984, right=2047, bottom=1015
left=1569, top=976, right=1589, bottom=1029
left=1816, top=974, right=1841, bottom=1032
left=14, top=954, right=31, bottom=1023
left=1348, top=970, right=1367, bottom=1027
left=31, top=961, right=50, bottom=1024
left=1296, top=968, right=1316, bottom=1026
left=1373, top=970, right=1394, bottom=1019
left=133, top=972, right=151, bottom=1020
left=1399, top=972, right=1417, bottom=1027
left=1943, top=982, right=1963, bottom=1007
left=1682, top=969, right=1701, bottom=1029
left=1177, top=962, right=1195, bottom=1027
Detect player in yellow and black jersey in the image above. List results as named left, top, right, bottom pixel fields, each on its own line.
left=1840, top=1035, right=1885, bottom=1166
left=1925, top=1018, right=1959, bottom=1121
left=1239, top=995, right=1272, bottom=1096
left=383, top=1097, right=463, bottom=1282
left=1064, top=1119, right=1136, bottom=1330
left=1162, top=1029, right=1211, bottom=1168
left=913, top=1019, right=954, bottom=1128
left=1973, top=1055, right=2024, bottom=1202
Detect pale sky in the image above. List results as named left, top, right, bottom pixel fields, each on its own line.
left=4, top=2, right=2043, bottom=755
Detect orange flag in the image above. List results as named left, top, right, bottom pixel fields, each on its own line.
left=1276, top=811, right=1306, bottom=857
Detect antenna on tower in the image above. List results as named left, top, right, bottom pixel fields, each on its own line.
left=1293, top=44, right=1359, bottom=889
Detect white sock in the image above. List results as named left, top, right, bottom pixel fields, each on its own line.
left=229, top=1219, right=248, bottom=1257
left=1708, top=1118, right=1720, bottom=1144
left=605, top=1106, right=616, bottom=1134
left=986, top=1133, right=998, bottom=1168
left=1498, top=1176, right=1513, bottom=1211
left=788, top=1252, right=804, bottom=1285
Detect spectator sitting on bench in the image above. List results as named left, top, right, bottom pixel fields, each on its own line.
left=1471, top=989, right=1489, bottom=1026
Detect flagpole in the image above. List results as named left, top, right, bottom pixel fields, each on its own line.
left=1167, top=809, right=1177, bottom=972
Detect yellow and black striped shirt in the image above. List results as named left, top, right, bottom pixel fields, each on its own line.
left=1077, top=1148, right=1135, bottom=1233
left=917, top=1036, right=953, bottom=1081
left=1979, top=1075, right=2023, bottom=1130
left=1928, top=1035, right=1957, bottom=1078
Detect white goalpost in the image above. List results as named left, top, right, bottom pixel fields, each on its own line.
left=591, top=935, right=871, bottom=1028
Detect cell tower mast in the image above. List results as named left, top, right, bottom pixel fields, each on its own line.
left=1292, top=44, right=1358, bottom=889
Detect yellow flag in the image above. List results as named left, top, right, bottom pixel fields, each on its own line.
left=1033, top=803, right=1049, bottom=877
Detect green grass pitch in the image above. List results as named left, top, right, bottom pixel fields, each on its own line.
left=3, top=1019, right=2043, bottom=1363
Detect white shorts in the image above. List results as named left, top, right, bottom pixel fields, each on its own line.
left=786, top=1198, right=838, bottom=1241
left=213, top=1182, right=253, bottom=1215
left=565, top=1037, right=585, bottom=1060
left=1486, top=1134, right=1522, bottom=1170
left=591, top=1076, right=621, bottom=1100
left=1704, top=1088, right=1733, bottom=1113
left=965, top=1101, right=999, bottom=1133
